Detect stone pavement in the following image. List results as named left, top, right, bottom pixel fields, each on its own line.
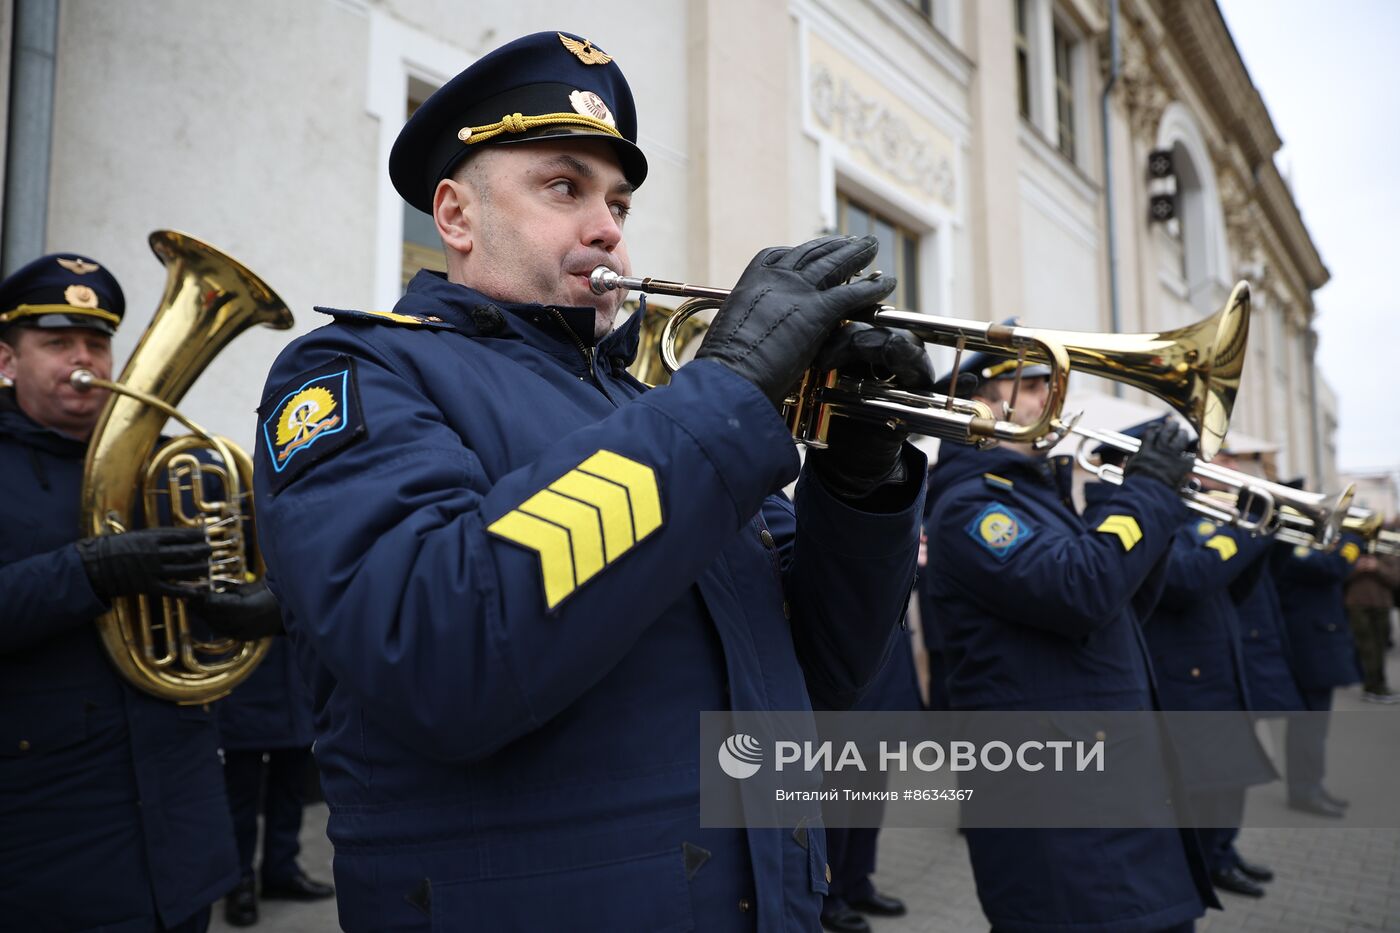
left=215, top=663, right=1400, bottom=933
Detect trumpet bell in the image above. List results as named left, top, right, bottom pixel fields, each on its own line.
left=1033, top=281, right=1250, bottom=461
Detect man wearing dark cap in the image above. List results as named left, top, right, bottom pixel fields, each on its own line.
left=921, top=360, right=1220, bottom=932
left=252, top=30, right=932, bottom=931
left=0, top=254, right=243, bottom=931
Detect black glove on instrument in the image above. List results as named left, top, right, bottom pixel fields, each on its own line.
left=694, top=234, right=898, bottom=406
left=174, top=581, right=285, bottom=640
left=805, top=323, right=936, bottom=500
left=75, top=527, right=211, bottom=600
left=1123, top=420, right=1194, bottom=491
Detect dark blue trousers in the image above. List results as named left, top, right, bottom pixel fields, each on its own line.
left=224, top=746, right=314, bottom=883
left=1286, top=687, right=1333, bottom=796
left=823, top=826, right=879, bottom=909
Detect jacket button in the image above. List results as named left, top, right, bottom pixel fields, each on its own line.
left=1190, top=667, right=1201, bottom=678
left=738, top=898, right=752, bottom=912
left=826, top=863, right=833, bottom=883
left=1250, top=629, right=1259, bottom=638
left=759, top=529, right=775, bottom=549
left=1327, top=623, right=1336, bottom=631
left=17, top=739, right=30, bottom=752
left=202, top=703, right=211, bottom=713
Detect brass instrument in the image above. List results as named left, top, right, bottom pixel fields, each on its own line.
left=591, top=268, right=1250, bottom=461
left=71, top=231, right=294, bottom=704
left=1075, top=430, right=1356, bottom=548
left=628, top=300, right=709, bottom=387
left=1278, top=505, right=1400, bottom=554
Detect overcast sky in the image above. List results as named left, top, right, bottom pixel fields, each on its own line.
left=1215, top=0, right=1399, bottom=475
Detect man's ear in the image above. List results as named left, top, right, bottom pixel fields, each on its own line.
left=434, top=178, right=473, bottom=257
left=0, top=337, right=19, bottom=382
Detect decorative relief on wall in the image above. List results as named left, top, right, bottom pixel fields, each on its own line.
left=1115, top=25, right=1172, bottom=141
left=805, top=33, right=957, bottom=210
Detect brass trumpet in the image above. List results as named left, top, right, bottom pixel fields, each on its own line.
left=591, top=268, right=1251, bottom=460
left=1072, top=426, right=1356, bottom=548
left=1278, top=505, right=1400, bottom=554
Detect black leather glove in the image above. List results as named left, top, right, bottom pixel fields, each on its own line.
left=694, top=234, right=897, bottom=406
left=75, top=527, right=211, bottom=600
left=174, top=581, right=284, bottom=640
left=1124, top=420, right=1194, bottom=491
left=805, top=323, right=935, bottom=500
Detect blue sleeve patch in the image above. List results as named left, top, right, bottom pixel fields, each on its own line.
left=258, top=356, right=366, bottom=494
left=964, top=502, right=1035, bottom=561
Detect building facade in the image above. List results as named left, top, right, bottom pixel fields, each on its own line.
left=1, top=0, right=1337, bottom=486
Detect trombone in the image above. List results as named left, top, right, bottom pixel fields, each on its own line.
left=591, top=268, right=1251, bottom=461
left=1071, top=425, right=1356, bottom=549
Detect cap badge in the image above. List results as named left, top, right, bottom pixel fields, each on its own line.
left=559, top=33, right=613, bottom=65
left=57, top=257, right=100, bottom=275
left=65, top=284, right=100, bottom=308
left=569, top=90, right=616, bottom=128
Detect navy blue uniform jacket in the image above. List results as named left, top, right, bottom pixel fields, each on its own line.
left=217, top=637, right=316, bottom=751
left=1234, top=557, right=1305, bottom=713
left=924, top=443, right=1214, bottom=933
left=251, top=271, right=924, bottom=932
left=1137, top=517, right=1276, bottom=791
left=0, top=390, right=239, bottom=931
left=1272, top=537, right=1363, bottom=690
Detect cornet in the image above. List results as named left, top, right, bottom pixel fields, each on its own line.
left=591, top=268, right=1251, bottom=460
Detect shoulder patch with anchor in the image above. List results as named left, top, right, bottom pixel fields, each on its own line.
left=966, top=502, right=1034, bottom=561
left=314, top=305, right=455, bottom=329
left=259, top=356, right=366, bottom=494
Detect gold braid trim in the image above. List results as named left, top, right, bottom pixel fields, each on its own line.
left=0, top=304, right=121, bottom=325
left=458, top=112, right=620, bottom=145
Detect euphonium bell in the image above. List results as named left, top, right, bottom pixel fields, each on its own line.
left=74, top=231, right=294, bottom=704
left=592, top=268, right=1250, bottom=461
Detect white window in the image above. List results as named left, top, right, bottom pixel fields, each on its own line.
left=837, top=193, right=923, bottom=311
left=1014, top=0, right=1083, bottom=166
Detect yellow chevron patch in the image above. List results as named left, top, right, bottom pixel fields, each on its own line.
left=1341, top=541, right=1361, bottom=564
left=1096, top=514, right=1143, bottom=551
left=487, top=450, right=663, bottom=609
left=1204, top=535, right=1238, bottom=561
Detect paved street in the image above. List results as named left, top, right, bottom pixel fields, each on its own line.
left=215, top=655, right=1400, bottom=933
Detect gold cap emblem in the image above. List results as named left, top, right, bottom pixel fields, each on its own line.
left=559, top=34, right=613, bottom=65
left=57, top=257, right=100, bottom=275
left=65, top=284, right=99, bottom=308
left=569, top=89, right=616, bottom=128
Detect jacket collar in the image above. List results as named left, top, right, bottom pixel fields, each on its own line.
left=929, top=440, right=1046, bottom=491
left=397, top=270, right=643, bottom=366
left=0, top=387, right=89, bottom=457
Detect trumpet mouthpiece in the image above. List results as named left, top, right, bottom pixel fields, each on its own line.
left=590, top=266, right=620, bottom=294
left=70, top=369, right=95, bottom=390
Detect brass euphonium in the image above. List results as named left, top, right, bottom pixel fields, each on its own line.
left=72, top=231, right=294, bottom=704
left=593, top=268, right=1249, bottom=461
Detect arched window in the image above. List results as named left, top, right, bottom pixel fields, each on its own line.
left=1154, top=103, right=1230, bottom=316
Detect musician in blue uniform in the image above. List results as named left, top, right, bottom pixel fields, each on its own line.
left=251, top=31, right=932, bottom=931
left=1273, top=523, right=1364, bottom=818
left=1140, top=499, right=1277, bottom=898
left=0, top=255, right=244, bottom=931
left=218, top=637, right=335, bottom=926
left=923, top=357, right=1217, bottom=932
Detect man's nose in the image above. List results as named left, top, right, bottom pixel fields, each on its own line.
left=582, top=200, right=622, bottom=251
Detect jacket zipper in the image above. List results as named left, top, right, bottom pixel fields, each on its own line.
left=547, top=308, right=598, bottom=385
